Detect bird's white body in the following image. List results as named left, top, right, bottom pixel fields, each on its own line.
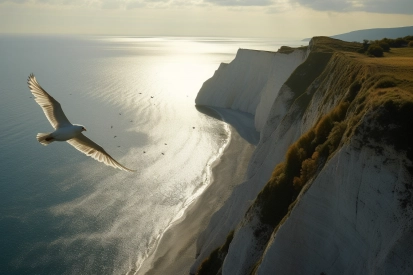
left=50, top=125, right=84, bottom=141
left=27, top=74, right=134, bottom=172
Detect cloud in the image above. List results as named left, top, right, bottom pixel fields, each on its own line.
left=0, top=0, right=199, bottom=9
left=100, top=0, right=123, bottom=9
left=0, top=0, right=96, bottom=6
left=1, top=0, right=411, bottom=14
left=204, top=0, right=274, bottom=6
left=125, top=0, right=144, bottom=9
left=362, top=0, right=413, bottom=14
left=292, top=0, right=413, bottom=14
left=125, top=0, right=174, bottom=9
left=265, top=0, right=295, bottom=13
left=6, top=0, right=29, bottom=3
left=292, top=0, right=350, bottom=11
left=95, top=0, right=169, bottom=9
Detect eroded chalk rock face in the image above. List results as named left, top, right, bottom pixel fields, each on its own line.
left=256, top=141, right=413, bottom=275
left=195, top=48, right=308, bottom=132
left=193, top=37, right=413, bottom=274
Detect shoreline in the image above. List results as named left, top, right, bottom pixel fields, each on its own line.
left=136, top=107, right=258, bottom=275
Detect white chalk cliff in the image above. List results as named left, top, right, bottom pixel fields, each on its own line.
left=193, top=37, right=413, bottom=274
left=195, top=48, right=309, bottom=132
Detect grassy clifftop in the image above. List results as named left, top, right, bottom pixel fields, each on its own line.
left=196, top=36, right=413, bottom=274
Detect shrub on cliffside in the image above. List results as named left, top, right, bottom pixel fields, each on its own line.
left=367, top=44, right=384, bottom=57
left=196, top=231, right=234, bottom=275
left=255, top=100, right=351, bottom=226
left=358, top=36, right=413, bottom=55
left=379, top=37, right=409, bottom=48
left=378, top=41, right=390, bottom=52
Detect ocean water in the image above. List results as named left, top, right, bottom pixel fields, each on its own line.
left=0, top=35, right=303, bottom=274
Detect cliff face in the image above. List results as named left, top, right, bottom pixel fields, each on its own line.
left=195, top=47, right=309, bottom=132
left=193, top=37, right=413, bottom=274
left=255, top=142, right=412, bottom=275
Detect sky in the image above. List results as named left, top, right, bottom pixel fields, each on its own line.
left=0, top=0, right=412, bottom=38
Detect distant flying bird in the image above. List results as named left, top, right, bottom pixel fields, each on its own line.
left=27, top=74, right=135, bottom=172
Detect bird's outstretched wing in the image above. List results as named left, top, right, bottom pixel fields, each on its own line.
left=27, top=74, right=72, bottom=129
left=67, top=134, right=135, bottom=172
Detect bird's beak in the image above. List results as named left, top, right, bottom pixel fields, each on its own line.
left=83, top=128, right=87, bottom=132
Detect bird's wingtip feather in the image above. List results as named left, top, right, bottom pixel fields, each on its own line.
left=120, top=165, right=136, bottom=172
left=27, top=73, right=36, bottom=85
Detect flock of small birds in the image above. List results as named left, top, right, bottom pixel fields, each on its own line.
left=107, top=92, right=197, bottom=156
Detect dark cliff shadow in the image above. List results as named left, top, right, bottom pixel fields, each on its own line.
left=196, top=105, right=260, bottom=145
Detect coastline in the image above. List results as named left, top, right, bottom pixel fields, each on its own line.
left=136, top=107, right=258, bottom=275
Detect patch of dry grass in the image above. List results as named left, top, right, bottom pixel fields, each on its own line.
left=348, top=47, right=413, bottom=88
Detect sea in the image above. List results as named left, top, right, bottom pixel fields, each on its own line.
left=0, top=35, right=304, bottom=274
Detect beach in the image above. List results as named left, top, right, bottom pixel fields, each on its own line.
left=136, top=107, right=258, bottom=275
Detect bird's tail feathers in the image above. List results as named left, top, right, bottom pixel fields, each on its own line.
left=37, top=133, right=54, bottom=146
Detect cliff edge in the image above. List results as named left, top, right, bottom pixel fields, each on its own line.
left=193, top=37, right=413, bottom=274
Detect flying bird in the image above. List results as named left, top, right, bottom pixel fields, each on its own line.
left=27, top=74, right=135, bottom=172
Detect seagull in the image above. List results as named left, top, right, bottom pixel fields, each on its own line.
left=27, top=74, right=135, bottom=172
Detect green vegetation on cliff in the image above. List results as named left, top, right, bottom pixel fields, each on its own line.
left=357, top=36, right=413, bottom=57
left=256, top=100, right=351, bottom=227
left=196, top=231, right=234, bottom=275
